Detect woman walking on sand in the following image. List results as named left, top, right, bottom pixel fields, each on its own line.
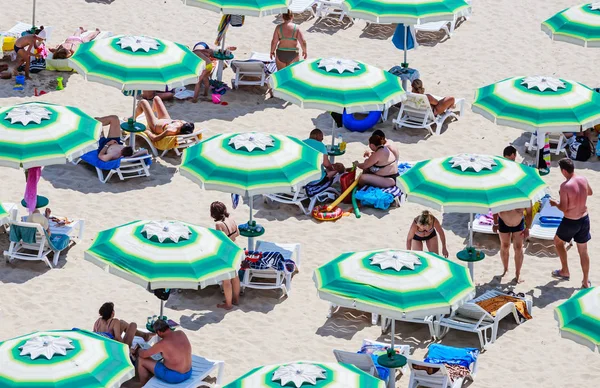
left=270, top=10, right=307, bottom=70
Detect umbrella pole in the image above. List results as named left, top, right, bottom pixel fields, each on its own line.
left=120, top=92, right=146, bottom=147
left=390, top=318, right=395, bottom=350
left=216, top=32, right=227, bottom=82
left=159, top=299, right=164, bottom=319
left=248, top=194, right=255, bottom=251
left=403, top=25, right=408, bottom=67
left=32, top=0, right=36, bottom=29
left=468, top=213, right=474, bottom=279
left=330, top=118, right=337, bottom=150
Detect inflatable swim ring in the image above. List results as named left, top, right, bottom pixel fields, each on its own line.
left=312, top=205, right=343, bottom=221
left=342, top=109, right=381, bottom=132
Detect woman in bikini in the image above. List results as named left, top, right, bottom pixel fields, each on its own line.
left=411, top=79, right=456, bottom=116
left=134, top=96, right=195, bottom=143
left=93, top=302, right=153, bottom=347
left=270, top=11, right=307, bottom=70
left=211, top=201, right=241, bottom=310
left=353, top=134, right=399, bottom=188
left=51, top=27, right=101, bottom=59
left=406, top=211, right=449, bottom=257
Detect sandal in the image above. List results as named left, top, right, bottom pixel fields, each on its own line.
left=551, top=270, right=570, bottom=281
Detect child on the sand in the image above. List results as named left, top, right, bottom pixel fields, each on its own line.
left=12, top=28, right=46, bottom=79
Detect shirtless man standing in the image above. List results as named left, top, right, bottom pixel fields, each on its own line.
left=493, top=207, right=532, bottom=283
left=551, top=158, right=593, bottom=288
left=95, top=115, right=133, bottom=162
left=135, top=320, right=193, bottom=385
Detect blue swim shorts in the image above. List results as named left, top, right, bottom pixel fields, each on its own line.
left=154, top=362, right=192, bottom=384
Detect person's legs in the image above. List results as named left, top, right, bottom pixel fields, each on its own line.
left=275, top=56, right=286, bottom=71
left=24, top=55, right=31, bottom=79
left=554, top=235, right=570, bottom=278
left=498, top=232, right=511, bottom=277
left=425, top=237, right=439, bottom=255
left=82, top=28, right=101, bottom=42
left=217, top=279, right=234, bottom=310
left=358, top=174, right=395, bottom=188
left=135, top=99, right=159, bottom=132
left=410, top=240, right=424, bottom=251
left=137, top=357, right=157, bottom=386
left=152, top=96, right=170, bottom=120
left=105, top=115, right=123, bottom=138
left=231, top=277, right=241, bottom=305
left=12, top=53, right=27, bottom=75
left=434, top=97, right=455, bottom=115
left=120, top=320, right=137, bottom=347
left=512, top=232, right=525, bottom=283
left=577, top=243, right=590, bottom=287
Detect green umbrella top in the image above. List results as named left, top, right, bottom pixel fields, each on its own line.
left=342, top=0, right=470, bottom=24
left=0, top=102, right=101, bottom=169
left=69, top=35, right=204, bottom=91
left=0, top=203, right=10, bottom=225
left=314, top=249, right=475, bottom=319
left=0, top=329, right=134, bottom=388
left=542, top=3, right=600, bottom=48
left=555, top=286, right=600, bottom=352
left=181, top=132, right=323, bottom=196
left=397, top=154, right=548, bottom=213
left=472, top=75, right=600, bottom=132
left=85, top=220, right=244, bottom=290
left=269, top=57, right=406, bottom=113
left=223, top=361, right=385, bottom=387
left=182, top=0, right=289, bottom=16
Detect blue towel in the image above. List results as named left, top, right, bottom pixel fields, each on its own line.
left=355, top=186, right=401, bottom=210
left=9, top=225, right=37, bottom=244
left=46, top=232, right=70, bottom=251
left=80, top=150, right=152, bottom=171
left=424, top=344, right=479, bottom=368
left=358, top=344, right=392, bottom=381
left=392, top=24, right=416, bottom=51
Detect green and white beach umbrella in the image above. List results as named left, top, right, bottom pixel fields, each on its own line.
left=224, top=361, right=385, bottom=387
left=314, top=249, right=475, bottom=319
left=542, top=3, right=600, bottom=48
left=472, top=76, right=600, bottom=133
left=85, top=220, right=244, bottom=290
left=342, top=0, right=470, bottom=24
left=269, top=58, right=406, bottom=114
left=0, top=102, right=101, bottom=168
left=182, top=0, right=289, bottom=16
left=181, top=132, right=322, bottom=196
left=0, top=329, right=134, bottom=388
left=69, top=35, right=204, bottom=91
left=555, top=287, right=600, bottom=352
left=0, top=203, right=10, bottom=225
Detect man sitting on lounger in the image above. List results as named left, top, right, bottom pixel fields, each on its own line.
left=134, top=96, right=195, bottom=143
left=95, top=115, right=134, bottom=162
left=135, top=319, right=193, bottom=385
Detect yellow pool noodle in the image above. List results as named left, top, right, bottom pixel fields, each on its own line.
left=327, top=171, right=362, bottom=211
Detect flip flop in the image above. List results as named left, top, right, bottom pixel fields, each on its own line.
left=551, top=270, right=570, bottom=281
left=582, top=280, right=592, bottom=289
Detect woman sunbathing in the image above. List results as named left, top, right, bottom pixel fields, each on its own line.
left=353, top=134, right=399, bottom=188
left=406, top=211, right=449, bottom=257
left=50, top=27, right=101, bottom=59
left=134, top=96, right=195, bottom=143
left=93, top=302, right=153, bottom=347
left=411, top=79, right=455, bottom=116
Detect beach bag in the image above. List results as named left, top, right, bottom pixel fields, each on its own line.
left=29, top=58, right=46, bottom=73
left=340, top=170, right=356, bottom=204
left=229, top=15, right=245, bottom=27
left=568, top=136, right=592, bottom=161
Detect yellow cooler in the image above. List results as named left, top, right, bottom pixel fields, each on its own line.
left=2, top=36, right=16, bottom=52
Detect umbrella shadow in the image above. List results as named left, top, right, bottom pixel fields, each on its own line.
left=43, top=160, right=176, bottom=194
left=307, top=17, right=354, bottom=35
left=359, top=23, right=396, bottom=40
left=315, top=307, right=374, bottom=340
left=415, top=17, right=466, bottom=48
left=0, top=71, right=75, bottom=99
left=377, top=320, right=435, bottom=352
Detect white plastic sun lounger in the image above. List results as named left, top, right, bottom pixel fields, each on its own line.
left=316, top=0, right=348, bottom=22
left=231, top=60, right=267, bottom=88
left=3, top=220, right=71, bottom=268
left=525, top=132, right=568, bottom=156
left=393, top=93, right=464, bottom=136
left=143, top=355, right=224, bottom=388
left=407, top=356, right=478, bottom=388
left=136, top=129, right=205, bottom=157
left=289, top=0, right=318, bottom=17
left=415, top=18, right=456, bottom=39
left=530, top=197, right=564, bottom=241
left=471, top=214, right=495, bottom=236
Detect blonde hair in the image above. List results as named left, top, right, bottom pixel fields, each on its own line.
left=411, top=79, right=425, bottom=94
left=415, top=210, right=434, bottom=226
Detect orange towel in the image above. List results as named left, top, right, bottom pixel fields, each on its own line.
left=475, top=295, right=532, bottom=320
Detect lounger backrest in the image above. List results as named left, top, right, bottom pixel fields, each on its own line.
left=9, top=221, right=45, bottom=244
left=232, top=60, right=265, bottom=72
left=455, top=302, right=495, bottom=323
left=408, top=359, right=450, bottom=386
left=333, top=350, right=379, bottom=378
left=403, top=93, right=432, bottom=112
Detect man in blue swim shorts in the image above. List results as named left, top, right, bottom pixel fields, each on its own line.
left=136, top=319, right=193, bottom=385
left=95, top=115, right=134, bottom=162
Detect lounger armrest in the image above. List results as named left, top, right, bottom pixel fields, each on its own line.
left=178, top=129, right=205, bottom=140
left=123, top=154, right=152, bottom=162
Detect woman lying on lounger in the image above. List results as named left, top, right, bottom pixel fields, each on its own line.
left=93, top=302, right=153, bottom=347
left=406, top=210, right=449, bottom=258
left=411, top=79, right=455, bottom=116
left=353, top=134, right=399, bottom=188
left=50, top=27, right=101, bottom=59
left=134, top=96, right=195, bottom=143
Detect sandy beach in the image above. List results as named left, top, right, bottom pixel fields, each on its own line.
left=1, top=0, right=600, bottom=386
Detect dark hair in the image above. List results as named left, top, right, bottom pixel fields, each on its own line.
left=368, top=134, right=385, bottom=147
left=503, top=145, right=517, bottom=158
left=34, top=26, right=44, bottom=35
left=558, top=158, right=574, bottom=174
left=210, top=201, right=229, bottom=221
left=153, top=319, right=170, bottom=334
left=180, top=122, right=194, bottom=135
left=99, top=302, right=114, bottom=320
left=282, top=10, right=293, bottom=21
left=309, top=128, right=323, bottom=139
left=372, top=129, right=386, bottom=139
left=53, top=46, right=70, bottom=59
left=121, top=146, right=134, bottom=158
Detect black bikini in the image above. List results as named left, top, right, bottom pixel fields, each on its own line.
left=220, top=220, right=238, bottom=238
left=369, top=146, right=399, bottom=179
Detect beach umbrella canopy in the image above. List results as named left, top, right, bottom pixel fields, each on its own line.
left=85, top=220, right=244, bottom=290
left=542, top=3, right=600, bottom=48
left=397, top=153, right=548, bottom=214
left=472, top=76, right=600, bottom=133
left=314, top=249, right=475, bottom=319
left=269, top=57, right=406, bottom=114
left=555, top=286, right=600, bottom=352
left=342, top=0, right=470, bottom=24
left=223, top=361, right=385, bottom=387
left=0, top=329, right=134, bottom=388
left=0, top=102, right=101, bottom=169
left=182, top=0, right=289, bottom=16
left=181, top=132, right=323, bottom=197
left=0, top=203, right=12, bottom=225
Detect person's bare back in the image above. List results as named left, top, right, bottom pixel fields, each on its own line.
left=560, top=175, right=590, bottom=219
left=160, top=331, right=192, bottom=373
